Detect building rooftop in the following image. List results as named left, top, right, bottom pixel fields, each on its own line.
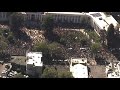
left=70, top=58, right=88, bottom=78
left=71, top=64, right=88, bottom=78
left=88, top=12, right=118, bottom=31
left=26, top=52, right=43, bottom=66
left=45, top=12, right=86, bottom=15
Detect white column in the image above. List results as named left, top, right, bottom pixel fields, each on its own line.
left=38, top=15, right=40, bottom=20
left=29, top=14, right=31, bottom=20
left=76, top=16, right=78, bottom=23
left=54, top=15, right=56, bottom=21
left=73, top=16, right=75, bottom=23
left=74, top=16, right=76, bottom=23
left=68, top=16, right=70, bottom=23
left=2, top=12, right=3, bottom=19
left=35, top=14, right=37, bottom=20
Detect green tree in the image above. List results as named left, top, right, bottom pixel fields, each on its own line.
left=88, top=31, right=100, bottom=43
left=7, top=34, right=14, bottom=44
left=80, top=38, right=88, bottom=47
left=91, top=43, right=101, bottom=54
left=58, top=71, right=73, bottom=78
left=33, top=42, right=52, bottom=64
left=42, top=16, right=54, bottom=32
left=42, top=67, right=58, bottom=78
left=33, top=42, right=49, bottom=53
left=10, top=12, right=24, bottom=30
left=0, top=41, right=8, bottom=51
left=42, top=16, right=55, bottom=41
left=60, top=31, right=88, bottom=46
left=107, top=24, right=115, bottom=47
left=13, top=73, right=26, bottom=78
left=10, top=12, right=24, bottom=39
left=48, top=42, right=67, bottom=61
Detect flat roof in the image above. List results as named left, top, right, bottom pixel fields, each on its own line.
left=105, top=16, right=118, bottom=27
left=72, top=64, right=88, bottom=78
left=88, top=12, right=118, bottom=30
left=26, top=52, right=43, bottom=66
left=45, top=12, right=86, bottom=15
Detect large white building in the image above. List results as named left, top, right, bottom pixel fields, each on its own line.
left=0, top=12, right=119, bottom=36
left=20, top=12, right=119, bottom=34
left=26, top=52, right=43, bottom=77
left=70, top=58, right=88, bottom=78
left=87, top=12, right=118, bottom=35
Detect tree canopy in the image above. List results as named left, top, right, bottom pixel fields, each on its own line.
left=107, top=24, right=115, bottom=47
left=42, top=67, right=58, bottom=78
left=107, top=24, right=115, bottom=39
left=13, top=73, right=26, bottom=78
left=33, top=42, right=67, bottom=64
left=58, top=71, right=73, bottom=78
left=10, top=12, right=24, bottom=31
left=91, top=43, right=101, bottom=54
left=42, top=67, right=73, bottom=78
left=42, top=16, right=54, bottom=32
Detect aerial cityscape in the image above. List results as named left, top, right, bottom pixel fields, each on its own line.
left=0, top=12, right=120, bottom=78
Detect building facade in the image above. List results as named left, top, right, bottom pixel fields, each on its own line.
left=0, top=12, right=119, bottom=36
left=0, top=12, right=9, bottom=24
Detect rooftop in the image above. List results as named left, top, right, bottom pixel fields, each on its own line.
left=45, top=12, right=86, bottom=15
left=26, top=52, right=43, bottom=66
left=88, top=12, right=118, bottom=30
left=70, top=58, right=88, bottom=78
left=71, top=64, right=88, bottom=78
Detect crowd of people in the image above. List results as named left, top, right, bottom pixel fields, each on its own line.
left=0, top=24, right=9, bottom=29
left=22, top=27, right=45, bottom=45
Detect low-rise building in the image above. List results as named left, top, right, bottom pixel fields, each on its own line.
left=70, top=58, right=88, bottom=78
left=26, top=52, right=43, bottom=77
